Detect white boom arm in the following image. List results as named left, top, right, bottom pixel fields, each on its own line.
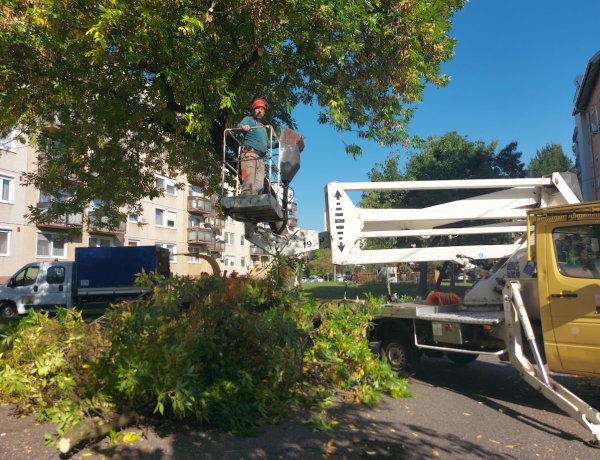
left=325, top=172, right=582, bottom=266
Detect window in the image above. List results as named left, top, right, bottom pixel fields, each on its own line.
left=127, top=205, right=141, bottom=223
left=13, top=265, right=40, bottom=287
left=591, top=105, right=600, bottom=133
left=188, top=216, right=202, bottom=228
left=553, top=224, right=600, bottom=279
left=240, top=256, right=245, bottom=268
left=225, top=232, right=235, bottom=245
left=155, top=209, right=176, bottom=228
left=127, top=240, right=139, bottom=246
left=0, top=129, right=18, bottom=153
left=189, top=246, right=203, bottom=263
left=166, top=211, right=176, bottom=228
left=156, top=243, right=176, bottom=262
left=36, top=232, right=66, bottom=258
left=89, top=236, right=115, bottom=247
left=0, top=174, right=15, bottom=203
left=226, top=216, right=234, bottom=224
left=0, top=229, right=11, bottom=255
left=189, top=185, right=204, bottom=197
left=223, top=255, right=235, bottom=267
left=240, top=235, right=245, bottom=246
left=156, top=175, right=177, bottom=196
left=47, top=266, right=66, bottom=284
left=38, top=189, right=68, bottom=205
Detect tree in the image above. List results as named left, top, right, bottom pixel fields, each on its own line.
left=308, top=248, right=333, bottom=278
left=362, top=152, right=406, bottom=208
left=0, top=0, right=465, bottom=226
left=527, top=143, right=575, bottom=177
left=361, top=132, right=526, bottom=296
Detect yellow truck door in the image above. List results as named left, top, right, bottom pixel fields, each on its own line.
left=542, top=219, right=600, bottom=376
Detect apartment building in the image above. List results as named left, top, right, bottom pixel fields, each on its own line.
left=573, top=49, right=600, bottom=201
left=0, top=135, right=277, bottom=282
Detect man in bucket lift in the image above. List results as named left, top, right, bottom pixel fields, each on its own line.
left=237, top=97, right=278, bottom=195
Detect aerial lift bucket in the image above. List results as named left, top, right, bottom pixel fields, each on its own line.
left=219, top=126, right=302, bottom=234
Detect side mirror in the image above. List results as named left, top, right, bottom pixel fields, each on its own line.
left=6, top=278, right=15, bottom=288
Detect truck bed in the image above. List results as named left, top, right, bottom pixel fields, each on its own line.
left=378, top=302, right=505, bottom=325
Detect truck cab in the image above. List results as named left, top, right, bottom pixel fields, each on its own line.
left=529, top=202, right=600, bottom=377
left=0, top=261, right=75, bottom=316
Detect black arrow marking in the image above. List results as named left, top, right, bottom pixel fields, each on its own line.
left=338, top=243, right=345, bottom=252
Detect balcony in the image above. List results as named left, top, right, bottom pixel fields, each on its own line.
left=287, top=216, right=298, bottom=228
left=188, top=227, right=215, bottom=244
left=188, top=246, right=210, bottom=256
left=209, top=240, right=225, bottom=253
left=36, top=201, right=83, bottom=229
left=88, top=212, right=126, bottom=234
left=251, top=245, right=268, bottom=256
left=188, top=196, right=213, bottom=215
left=206, top=216, right=225, bottom=229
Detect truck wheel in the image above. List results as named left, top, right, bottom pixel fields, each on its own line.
left=0, top=302, right=17, bottom=318
left=381, top=338, right=419, bottom=375
left=446, top=352, right=478, bottom=365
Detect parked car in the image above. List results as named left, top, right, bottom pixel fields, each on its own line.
left=307, top=275, right=324, bottom=283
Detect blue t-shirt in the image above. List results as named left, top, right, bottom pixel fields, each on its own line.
left=237, top=115, right=278, bottom=154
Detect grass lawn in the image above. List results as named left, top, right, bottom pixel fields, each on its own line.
left=300, top=280, right=473, bottom=301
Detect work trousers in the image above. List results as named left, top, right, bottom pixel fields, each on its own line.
left=240, top=150, right=265, bottom=195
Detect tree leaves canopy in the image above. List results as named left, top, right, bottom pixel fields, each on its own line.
left=308, top=247, right=333, bottom=278
left=527, top=142, right=575, bottom=177
left=360, top=131, right=526, bottom=247
left=387, top=132, right=526, bottom=208
left=0, top=0, right=465, bottom=224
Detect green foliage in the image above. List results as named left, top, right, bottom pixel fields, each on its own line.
left=404, top=132, right=526, bottom=186
left=0, top=271, right=407, bottom=439
left=307, top=248, right=334, bottom=278
left=97, top=273, right=304, bottom=432
left=360, top=132, right=527, bottom=252
left=0, top=308, right=109, bottom=434
left=527, top=143, right=575, bottom=177
left=305, top=409, right=339, bottom=431
left=0, top=0, right=465, bottom=224
left=301, top=296, right=410, bottom=406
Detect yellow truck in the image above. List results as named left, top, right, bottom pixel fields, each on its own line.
left=323, top=174, right=600, bottom=445
left=525, top=201, right=600, bottom=379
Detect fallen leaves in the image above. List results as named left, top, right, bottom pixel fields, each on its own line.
left=325, top=438, right=336, bottom=454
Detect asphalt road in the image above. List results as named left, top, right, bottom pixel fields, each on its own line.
left=2, top=354, right=599, bottom=459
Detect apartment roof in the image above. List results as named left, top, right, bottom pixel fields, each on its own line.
left=573, top=50, right=600, bottom=115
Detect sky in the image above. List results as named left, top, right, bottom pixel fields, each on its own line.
left=290, top=0, right=600, bottom=231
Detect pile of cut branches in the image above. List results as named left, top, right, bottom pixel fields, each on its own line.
left=0, top=270, right=408, bottom=453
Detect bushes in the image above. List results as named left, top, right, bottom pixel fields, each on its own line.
left=301, top=295, right=410, bottom=405
left=98, top=275, right=305, bottom=432
left=0, top=273, right=409, bottom=440
left=0, top=308, right=110, bottom=434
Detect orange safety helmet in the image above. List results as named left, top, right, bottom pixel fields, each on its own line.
left=251, top=98, right=268, bottom=110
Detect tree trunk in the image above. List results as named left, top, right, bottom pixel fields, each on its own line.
left=58, top=411, right=141, bottom=454
left=435, top=261, right=450, bottom=290
left=418, top=261, right=428, bottom=299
